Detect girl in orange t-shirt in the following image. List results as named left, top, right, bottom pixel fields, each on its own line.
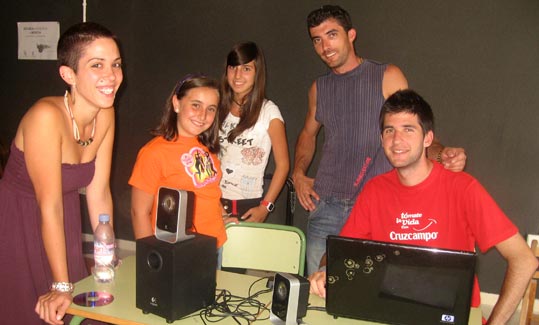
left=129, top=75, right=226, bottom=264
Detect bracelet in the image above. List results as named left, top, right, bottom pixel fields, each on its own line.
left=436, top=150, right=442, bottom=163
left=51, top=281, right=74, bottom=293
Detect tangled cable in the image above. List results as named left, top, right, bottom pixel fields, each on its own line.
left=176, top=276, right=273, bottom=325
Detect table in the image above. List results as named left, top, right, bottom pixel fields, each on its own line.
left=67, top=256, right=482, bottom=324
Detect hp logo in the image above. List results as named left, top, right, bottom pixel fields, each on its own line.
left=441, top=314, right=455, bottom=323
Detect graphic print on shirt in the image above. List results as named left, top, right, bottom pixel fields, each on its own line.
left=241, top=147, right=264, bottom=165
left=219, top=120, right=254, bottom=147
left=239, top=175, right=257, bottom=194
left=390, top=212, right=439, bottom=243
left=354, top=156, right=372, bottom=188
left=218, top=119, right=266, bottom=171
left=181, top=147, right=218, bottom=187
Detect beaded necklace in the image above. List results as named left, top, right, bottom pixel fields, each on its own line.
left=63, top=91, right=96, bottom=147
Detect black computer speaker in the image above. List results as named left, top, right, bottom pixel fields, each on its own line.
left=136, top=234, right=217, bottom=323
left=270, top=272, right=310, bottom=325
left=155, top=187, right=194, bottom=243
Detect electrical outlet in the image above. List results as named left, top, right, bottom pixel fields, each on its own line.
left=526, top=234, right=539, bottom=247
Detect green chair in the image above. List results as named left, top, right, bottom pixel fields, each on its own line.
left=221, top=222, right=306, bottom=275
left=69, top=315, right=85, bottom=325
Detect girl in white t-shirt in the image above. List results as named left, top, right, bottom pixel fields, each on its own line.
left=218, top=42, right=289, bottom=223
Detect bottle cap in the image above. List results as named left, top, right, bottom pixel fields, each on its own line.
left=99, top=214, right=110, bottom=222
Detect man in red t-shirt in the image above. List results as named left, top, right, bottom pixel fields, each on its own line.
left=308, top=89, right=538, bottom=324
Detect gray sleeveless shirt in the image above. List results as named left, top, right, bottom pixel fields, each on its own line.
left=314, top=59, right=393, bottom=200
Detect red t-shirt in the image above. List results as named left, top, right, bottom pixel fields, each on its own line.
left=129, top=136, right=226, bottom=247
left=340, top=163, right=518, bottom=307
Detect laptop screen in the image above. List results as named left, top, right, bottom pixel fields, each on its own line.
left=325, top=236, right=476, bottom=325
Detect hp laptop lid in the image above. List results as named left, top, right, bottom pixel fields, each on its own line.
left=326, top=236, right=476, bottom=325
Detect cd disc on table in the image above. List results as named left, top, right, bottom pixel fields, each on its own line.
left=73, top=291, right=114, bottom=307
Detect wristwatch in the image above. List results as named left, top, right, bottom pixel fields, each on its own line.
left=260, top=200, right=275, bottom=212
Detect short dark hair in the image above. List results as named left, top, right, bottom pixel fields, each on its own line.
left=57, top=22, right=119, bottom=72
left=307, top=5, right=353, bottom=32
left=379, top=89, right=434, bottom=135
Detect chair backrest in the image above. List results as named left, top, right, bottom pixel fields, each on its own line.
left=221, top=222, right=306, bottom=275
left=519, top=239, right=539, bottom=325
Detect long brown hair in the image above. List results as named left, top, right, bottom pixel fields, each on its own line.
left=152, top=74, right=221, bottom=153
left=219, top=42, right=267, bottom=142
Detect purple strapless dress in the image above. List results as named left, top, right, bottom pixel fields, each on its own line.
left=0, top=142, right=95, bottom=324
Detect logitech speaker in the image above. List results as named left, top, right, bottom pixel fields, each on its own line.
left=270, top=272, right=310, bottom=325
left=155, top=186, right=194, bottom=243
left=136, top=234, right=217, bottom=323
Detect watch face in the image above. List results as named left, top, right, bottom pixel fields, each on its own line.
left=267, top=202, right=275, bottom=212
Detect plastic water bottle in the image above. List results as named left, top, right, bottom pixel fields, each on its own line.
left=93, top=213, right=115, bottom=283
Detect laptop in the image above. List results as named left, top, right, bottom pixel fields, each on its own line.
left=325, top=235, right=476, bottom=325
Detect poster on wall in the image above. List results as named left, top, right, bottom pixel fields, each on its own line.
left=17, top=21, right=60, bottom=60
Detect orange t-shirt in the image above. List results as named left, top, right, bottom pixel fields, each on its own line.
left=129, top=136, right=226, bottom=247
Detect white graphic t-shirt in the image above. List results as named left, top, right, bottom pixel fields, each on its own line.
left=218, top=99, right=283, bottom=199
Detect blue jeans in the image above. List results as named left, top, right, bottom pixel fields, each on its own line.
left=306, top=197, right=355, bottom=275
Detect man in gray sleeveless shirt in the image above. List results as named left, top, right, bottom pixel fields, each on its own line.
left=292, top=5, right=467, bottom=275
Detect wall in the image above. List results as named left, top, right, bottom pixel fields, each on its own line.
left=1, top=0, right=538, bottom=295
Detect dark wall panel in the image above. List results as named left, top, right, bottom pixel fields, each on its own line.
left=1, top=0, right=538, bottom=295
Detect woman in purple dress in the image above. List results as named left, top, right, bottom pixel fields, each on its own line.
left=0, top=22, right=123, bottom=325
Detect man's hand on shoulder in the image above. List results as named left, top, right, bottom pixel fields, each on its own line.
left=441, top=147, right=466, bottom=172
